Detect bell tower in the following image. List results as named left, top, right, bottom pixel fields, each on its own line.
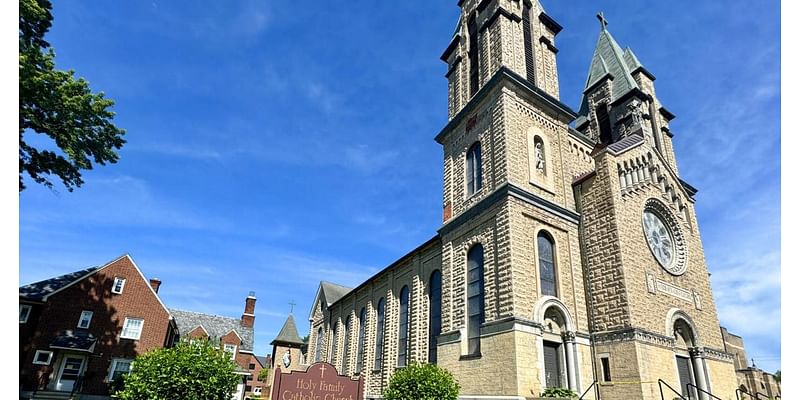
left=442, top=0, right=563, bottom=120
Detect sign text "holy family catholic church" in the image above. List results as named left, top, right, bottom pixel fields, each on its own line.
left=271, top=363, right=363, bottom=400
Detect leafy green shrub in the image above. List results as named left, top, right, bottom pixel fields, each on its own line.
left=112, top=339, right=240, bottom=400
left=541, top=387, right=578, bottom=398
left=383, top=362, right=460, bottom=400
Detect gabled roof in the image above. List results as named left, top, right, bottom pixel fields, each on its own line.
left=255, top=355, right=268, bottom=368
left=577, top=23, right=642, bottom=118
left=170, top=309, right=255, bottom=352
left=19, top=267, right=99, bottom=302
left=321, top=281, right=352, bottom=305
left=271, top=314, right=304, bottom=346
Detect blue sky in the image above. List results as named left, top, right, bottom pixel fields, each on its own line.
left=19, top=1, right=780, bottom=373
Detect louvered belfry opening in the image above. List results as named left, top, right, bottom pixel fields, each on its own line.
left=468, top=12, right=479, bottom=97
left=522, top=1, right=536, bottom=84
left=596, top=103, right=613, bottom=144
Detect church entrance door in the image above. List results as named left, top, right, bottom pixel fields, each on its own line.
left=543, top=341, right=563, bottom=389
left=676, top=355, right=694, bottom=399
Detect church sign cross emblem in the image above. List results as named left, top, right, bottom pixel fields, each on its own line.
left=270, top=362, right=363, bottom=400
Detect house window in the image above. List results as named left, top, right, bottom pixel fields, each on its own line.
left=77, top=310, right=93, bottom=329
left=397, top=285, right=410, bottom=367
left=466, top=142, right=482, bottom=196
left=467, top=244, right=485, bottom=355
left=374, top=298, right=386, bottom=370
left=121, top=317, right=144, bottom=340
left=601, top=356, right=612, bottom=382
left=246, top=375, right=253, bottom=381
left=468, top=12, right=479, bottom=96
left=19, top=304, right=32, bottom=323
left=538, top=232, right=557, bottom=297
left=109, top=359, right=134, bottom=381
left=112, top=277, right=126, bottom=294
left=224, top=344, right=237, bottom=360
left=356, top=307, right=366, bottom=374
left=314, top=327, right=323, bottom=362
left=245, top=385, right=252, bottom=392
left=33, top=350, right=53, bottom=365
left=428, top=270, right=442, bottom=364
left=249, top=363, right=256, bottom=370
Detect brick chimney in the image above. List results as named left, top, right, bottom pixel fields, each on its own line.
left=149, top=278, right=162, bottom=293
left=242, top=291, right=256, bottom=328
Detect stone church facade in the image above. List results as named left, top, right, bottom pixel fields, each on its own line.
left=304, top=1, right=738, bottom=399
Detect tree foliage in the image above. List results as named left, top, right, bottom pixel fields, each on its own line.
left=19, top=0, right=125, bottom=192
left=541, top=387, right=578, bottom=398
left=775, top=370, right=780, bottom=384
left=383, top=362, right=460, bottom=400
left=112, top=340, right=241, bottom=400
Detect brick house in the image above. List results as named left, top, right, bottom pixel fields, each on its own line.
left=19, top=254, right=177, bottom=400
left=170, top=292, right=258, bottom=400
left=242, top=354, right=269, bottom=399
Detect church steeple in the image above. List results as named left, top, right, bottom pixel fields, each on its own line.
left=575, top=11, right=681, bottom=175
left=441, top=0, right=563, bottom=119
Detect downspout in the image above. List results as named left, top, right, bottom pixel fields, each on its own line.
left=574, top=181, right=601, bottom=399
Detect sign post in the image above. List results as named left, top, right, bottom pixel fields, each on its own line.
left=270, top=362, right=363, bottom=400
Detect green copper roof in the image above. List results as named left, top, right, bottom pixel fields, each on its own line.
left=271, top=313, right=304, bottom=346
left=577, top=22, right=642, bottom=118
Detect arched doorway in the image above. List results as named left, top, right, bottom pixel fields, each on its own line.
left=668, top=310, right=710, bottom=399
left=536, top=298, right=578, bottom=392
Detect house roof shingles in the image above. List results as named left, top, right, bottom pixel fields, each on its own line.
left=19, top=267, right=100, bottom=302
left=170, top=309, right=255, bottom=352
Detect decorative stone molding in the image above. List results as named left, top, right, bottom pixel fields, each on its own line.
left=592, top=327, right=676, bottom=349
left=701, top=347, right=735, bottom=363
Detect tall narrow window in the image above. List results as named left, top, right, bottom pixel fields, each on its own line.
left=428, top=270, right=442, bottom=364
left=522, top=1, right=535, bottom=83
left=356, top=307, right=366, bottom=373
left=466, top=142, right=482, bottom=196
left=596, top=104, right=613, bottom=144
left=467, top=244, right=485, bottom=355
left=331, top=322, right=339, bottom=365
left=538, top=232, right=557, bottom=297
left=374, top=298, right=386, bottom=370
left=468, top=13, right=479, bottom=96
left=397, top=286, right=410, bottom=367
left=342, top=316, right=352, bottom=374
left=77, top=311, right=93, bottom=329
left=314, top=327, right=323, bottom=362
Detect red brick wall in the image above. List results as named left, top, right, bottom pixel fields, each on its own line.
left=19, top=256, right=172, bottom=395
left=242, top=353, right=268, bottom=399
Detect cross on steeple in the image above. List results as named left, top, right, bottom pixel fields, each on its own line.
left=289, top=300, right=296, bottom=314
left=597, top=12, right=609, bottom=30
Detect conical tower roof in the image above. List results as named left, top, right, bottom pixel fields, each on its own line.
left=271, top=313, right=304, bottom=346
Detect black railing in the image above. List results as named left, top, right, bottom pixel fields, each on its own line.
left=736, top=388, right=773, bottom=400
left=658, top=379, right=687, bottom=400
left=686, top=383, right=722, bottom=400
left=31, top=373, right=49, bottom=398
left=70, top=375, right=86, bottom=397
left=579, top=380, right=599, bottom=400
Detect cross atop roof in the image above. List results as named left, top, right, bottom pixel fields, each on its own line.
left=289, top=300, right=296, bottom=314
left=597, top=12, right=609, bottom=30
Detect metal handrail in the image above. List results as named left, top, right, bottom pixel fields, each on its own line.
left=736, top=389, right=773, bottom=400
left=658, top=379, right=687, bottom=400
left=686, top=383, right=722, bottom=400
left=70, top=374, right=86, bottom=397
left=579, top=380, right=599, bottom=400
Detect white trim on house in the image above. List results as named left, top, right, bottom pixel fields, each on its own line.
left=107, top=358, right=134, bottom=381
left=121, top=317, right=145, bottom=340
left=20, top=304, right=32, bottom=323
left=224, top=329, right=244, bottom=342
left=33, top=350, right=53, bottom=365
left=224, top=343, right=238, bottom=360
left=78, top=310, right=93, bottom=329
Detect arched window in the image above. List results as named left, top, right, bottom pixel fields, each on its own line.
left=466, top=142, right=482, bottom=196
left=467, top=244, right=485, bottom=355
left=398, top=286, right=410, bottom=367
left=538, top=232, right=557, bottom=297
left=314, top=327, right=323, bottom=362
left=342, top=316, right=351, bottom=374
left=330, top=322, right=339, bottom=365
left=428, top=270, right=442, bottom=364
left=356, top=307, right=366, bottom=373
left=374, top=298, right=386, bottom=370
left=596, top=104, right=613, bottom=144
left=468, top=12, right=479, bottom=96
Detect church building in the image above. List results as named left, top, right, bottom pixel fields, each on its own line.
left=303, top=1, right=738, bottom=399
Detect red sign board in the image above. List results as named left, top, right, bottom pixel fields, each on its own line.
left=271, top=362, right=363, bottom=400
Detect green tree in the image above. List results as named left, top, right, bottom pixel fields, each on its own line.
left=112, top=340, right=241, bottom=400
left=541, top=387, right=578, bottom=398
left=383, top=362, right=460, bottom=400
left=257, top=366, right=271, bottom=382
left=19, top=0, right=125, bottom=192
left=775, top=369, right=780, bottom=384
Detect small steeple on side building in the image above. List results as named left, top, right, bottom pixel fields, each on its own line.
left=270, top=313, right=306, bottom=374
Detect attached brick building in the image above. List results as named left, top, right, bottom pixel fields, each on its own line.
left=19, top=254, right=177, bottom=400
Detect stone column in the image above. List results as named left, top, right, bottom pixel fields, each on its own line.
left=563, top=331, right=577, bottom=392
left=690, top=347, right=709, bottom=400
